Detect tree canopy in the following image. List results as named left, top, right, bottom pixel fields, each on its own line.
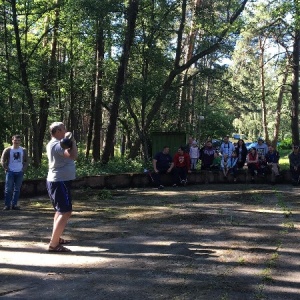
left=0, top=0, right=298, bottom=165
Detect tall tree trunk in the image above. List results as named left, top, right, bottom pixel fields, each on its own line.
left=92, top=21, right=104, bottom=161
left=102, top=0, right=139, bottom=164
left=86, top=89, right=95, bottom=158
left=11, top=0, right=40, bottom=166
left=291, top=30, right=300, bottom=146
left=272, top=63, right=289, bottom=148
left=38, top=0, right=60, bottom=164
left=124, top=0, right=248, bottom=160
left=176, top=0, right=187, bottom=132
left=3, top=3, right=13, bottom=145
left=11, top=0, right=61, bottom=166
left=259, top=36, right=269, bottom=143
left=291, top=20, right=300, bottom=145
left=68, top=21, right=77, bottom=134
left=180, top=0, right=201, bottom=135
left=144, top=0, right=249, bottom=132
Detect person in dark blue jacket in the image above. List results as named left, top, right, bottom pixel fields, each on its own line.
left=288, top=145, right=300, bottom=185
left=265, top=145, right=280, bottom=183
left=152, top=146, right=174, bottom=189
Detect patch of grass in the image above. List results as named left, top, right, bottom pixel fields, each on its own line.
left=267, top=252, right=279, bottom=268
left=255, top=284, right=266, bottom=300
left=275, top=191, right=293, bottom=222
left=102, top=207, right=119, bottom=214
left=238, top=257, right=246, bottom=265
left=251, top=194, right=264, bottom=204
left=283, top=222, right=294, bottom=230
left=97, top=189, right=113, bottom=200
left=220, top=293, right=229, bottom=300
left=261, top=267, right=273, bottom=282
left=228, top=215, right=241, bottom=225
left=191, top=195, right=200, bottom=202
left=278, top=149, right=291, bottom=170
left=165, top=204, right=176, bottom=209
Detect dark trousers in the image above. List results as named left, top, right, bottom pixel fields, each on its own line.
left=229, top=166, right=238, bottom=178
left=152, top=169, right=170, bottom=186
left=237, top=161, right=245, bottom=169
left=248, top=163, right=258, bottom=176
left=173, top=167, right=187, bottom=184
left=290, top=167, right=300, bottom=182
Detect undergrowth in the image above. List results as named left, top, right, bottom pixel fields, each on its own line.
left=0, top=152, right=152, bottom=181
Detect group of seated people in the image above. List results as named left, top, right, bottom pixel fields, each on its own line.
left=151, top=136, right=282, bottom=189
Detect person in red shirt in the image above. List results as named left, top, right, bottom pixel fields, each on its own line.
left=172, top=146, right=191, bottom=186
left=246, top=147, right=259, bottom=183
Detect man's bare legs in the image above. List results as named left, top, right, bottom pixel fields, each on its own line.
left=49, top=211, right=72, bottom=248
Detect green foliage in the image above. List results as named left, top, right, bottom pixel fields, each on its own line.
left=1, top=0, right=295, bottom=165
left=96, top=189, right=113, bottom=200
left=278, top=138, right=292, bottom=150
left=76, top=155, right=146, bottom=177
left=199, top=109, right=235, bottom=141
left=24, top=164, right=48, bottom=180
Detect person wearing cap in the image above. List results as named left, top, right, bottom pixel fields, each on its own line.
left=288, top=145, right=300, bottom=185
left=46, top=122, right=78, bottom=252
left=254, top=137, right=269, bottom=159
left=189, top=140, right=199, bottom=171
left=251, top=138, right=268, bottom=176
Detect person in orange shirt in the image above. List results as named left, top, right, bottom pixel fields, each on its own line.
left=172, top=146, right=191, bottom=187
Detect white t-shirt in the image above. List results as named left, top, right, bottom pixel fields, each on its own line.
left=189, top=146, right=199, bottom=159
left=255, top=143, right=268, bottom=158
left=9, top=147, right=24, bottom=172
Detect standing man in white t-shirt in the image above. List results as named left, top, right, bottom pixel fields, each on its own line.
left=46, top=122, right=78, bottom=252
left=1, top=135, right=29, bottom=210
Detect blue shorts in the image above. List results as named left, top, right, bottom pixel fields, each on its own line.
left=46, top=181, right=73, bottom=213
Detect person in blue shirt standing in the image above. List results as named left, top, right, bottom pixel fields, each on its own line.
left=152, top=146, right=174, bottom=189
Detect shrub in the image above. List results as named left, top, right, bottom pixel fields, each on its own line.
left=278, top=138, right=292, bottom=150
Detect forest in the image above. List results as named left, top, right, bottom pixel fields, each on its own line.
left=0, top=0, right=299, bottom=167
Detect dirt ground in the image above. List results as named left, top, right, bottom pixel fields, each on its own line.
left=1, top=183, right=300, bottom=300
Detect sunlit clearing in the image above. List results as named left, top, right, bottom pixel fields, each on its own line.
left=0, top=246, right=110, bottom=268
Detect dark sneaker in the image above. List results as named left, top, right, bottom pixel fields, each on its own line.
left=12, top=206, right=21, bottom=210
left=158, top=185, right=164, bottom=189
left=172, top=184, right=177, bottom=187
left=3, top=206, right=10, bottom=210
